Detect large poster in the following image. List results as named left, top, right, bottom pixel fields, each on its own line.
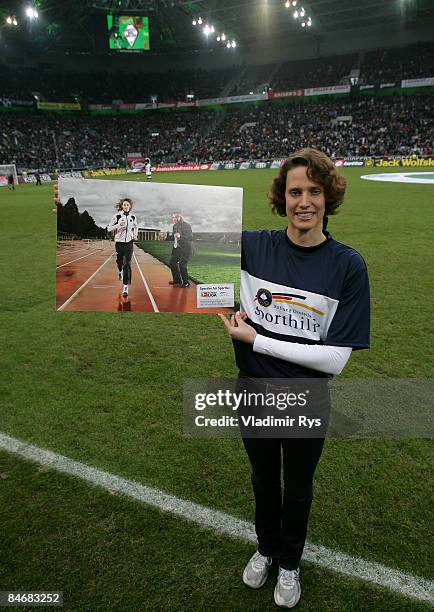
left=56, top=178, right=242, bottom=313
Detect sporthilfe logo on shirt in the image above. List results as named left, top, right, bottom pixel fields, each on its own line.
left=241, top=271, right=339, bottom=341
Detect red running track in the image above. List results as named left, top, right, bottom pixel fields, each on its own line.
left=56, top=241, right=235, bottom=314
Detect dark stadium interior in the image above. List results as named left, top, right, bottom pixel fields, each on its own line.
left=2, top=43, right=434, bottom=103
left=0, top=0, right=433, bottom=170
left=1, top=0, right=434, bottom=55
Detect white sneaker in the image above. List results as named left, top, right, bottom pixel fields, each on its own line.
left=242, top=551, right=272, bottom=589
left=118, top=271, right=122, bottom=281
left=274, top=567, right=301, bottom=608
left=122, top=284, right=129, bottom=296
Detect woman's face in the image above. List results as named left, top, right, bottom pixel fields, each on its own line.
left=122, top=200, right=132, bottom=212
left=285, top=165, right=326, bottom=234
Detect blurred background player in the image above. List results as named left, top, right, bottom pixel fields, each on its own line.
left=144, top=158, right=152, bottom=181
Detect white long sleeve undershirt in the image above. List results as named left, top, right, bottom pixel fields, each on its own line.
left=253, top=335, right=352, bottom=376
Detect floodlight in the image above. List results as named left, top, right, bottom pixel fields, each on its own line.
left=192, top=19, right=196, bottom=25
left=197, top=17, right=202, bottom=24
left=231, top=40, right=236, bottom=47
left=26, top=7, right=38, bottom=19
left=293, top=10, right=298, bottom=18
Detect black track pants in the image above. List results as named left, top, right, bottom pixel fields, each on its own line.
left=242, top=436, right=326, bottom=570
left=115, top=240, right=134, bottom=285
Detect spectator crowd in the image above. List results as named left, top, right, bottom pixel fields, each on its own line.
left=1, top=93, right=432, bottom=171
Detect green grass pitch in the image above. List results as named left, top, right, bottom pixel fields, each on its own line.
left=0, top=168, right=432, bottom=611
left=136, top=239, right=241, bottom=300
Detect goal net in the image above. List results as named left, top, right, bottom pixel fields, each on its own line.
left=0, top=164, right=18, bottom=187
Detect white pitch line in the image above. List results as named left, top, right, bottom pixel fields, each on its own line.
left=134, top=253, right=159, bottom=312
left=56, top=248, right=105, bottom=269
left=0, top=432, right=432, bottom=605
left=57, top=253, right=114, bottom=311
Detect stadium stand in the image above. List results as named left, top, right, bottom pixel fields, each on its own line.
left=0, top=43, right=432, bottom=104
left=271, top=54, right=359, bottom=91
left=1, top=94, right=432, bottom=170
left=360, top=42, right=434, bottom=84
left=0, top=65, right=237, bottom=103
left=188, top=95, right=434, bottom=161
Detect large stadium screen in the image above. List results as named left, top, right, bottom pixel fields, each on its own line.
left=107, top=15, right=150, bottom=51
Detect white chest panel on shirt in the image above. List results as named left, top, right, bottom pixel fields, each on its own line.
left=240, top=270, right=339, bottom=342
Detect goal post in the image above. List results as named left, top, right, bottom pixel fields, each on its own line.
left=0, top=164, right=18, bottom=187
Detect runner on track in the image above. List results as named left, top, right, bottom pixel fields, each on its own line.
left=108, top=198, right=138, bottom=297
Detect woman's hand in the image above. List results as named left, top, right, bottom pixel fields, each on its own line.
left=218, top=311, right=257, bottom=345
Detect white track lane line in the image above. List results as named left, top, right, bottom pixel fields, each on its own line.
left=57, top=248, right=88, bottom=255
left=134, top=252, right=159, bottom=312
left=57, top=246, right=105, bottom=257
left=57, top=241, right=109, bottom=257
left=0, top=432, right=432, bottom=605
left=57, top=248, right=106, bottom=269
left=57, top=253, right=115, bottom=311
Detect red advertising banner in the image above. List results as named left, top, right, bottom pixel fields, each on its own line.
left=127, top=157, right=146, bottom=170
left=268, top=90, right=304, bottom=99
left=128, top=158, right=212, bottom=172
left=152, top=163, right=212, bottom=172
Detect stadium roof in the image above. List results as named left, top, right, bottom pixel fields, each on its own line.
left=1, top=0, right=434, bottom=56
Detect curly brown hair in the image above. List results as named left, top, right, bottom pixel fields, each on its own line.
left=115, top=197, right=133, bottom=211
left=268, top=148, right=347, bottom=219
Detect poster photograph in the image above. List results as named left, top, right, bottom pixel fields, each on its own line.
left=56, top=178, right=242, bottom=313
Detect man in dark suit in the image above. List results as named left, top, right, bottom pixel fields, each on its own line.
left=169, top=212, right=193, bottom=288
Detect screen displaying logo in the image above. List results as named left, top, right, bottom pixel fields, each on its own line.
left=124, top=24, right=138, bottom=47
left=107, top=15, right=150, bottom=51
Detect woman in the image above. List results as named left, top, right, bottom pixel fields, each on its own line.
left=219, top=148, right=370, bottom=608
left=108, top=198, right=138, bottom=297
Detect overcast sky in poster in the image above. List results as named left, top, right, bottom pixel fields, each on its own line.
left=58, top=177, right=243, bottom=233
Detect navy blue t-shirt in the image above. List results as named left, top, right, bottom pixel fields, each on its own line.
left=233, top=229, right=370, bottom=378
